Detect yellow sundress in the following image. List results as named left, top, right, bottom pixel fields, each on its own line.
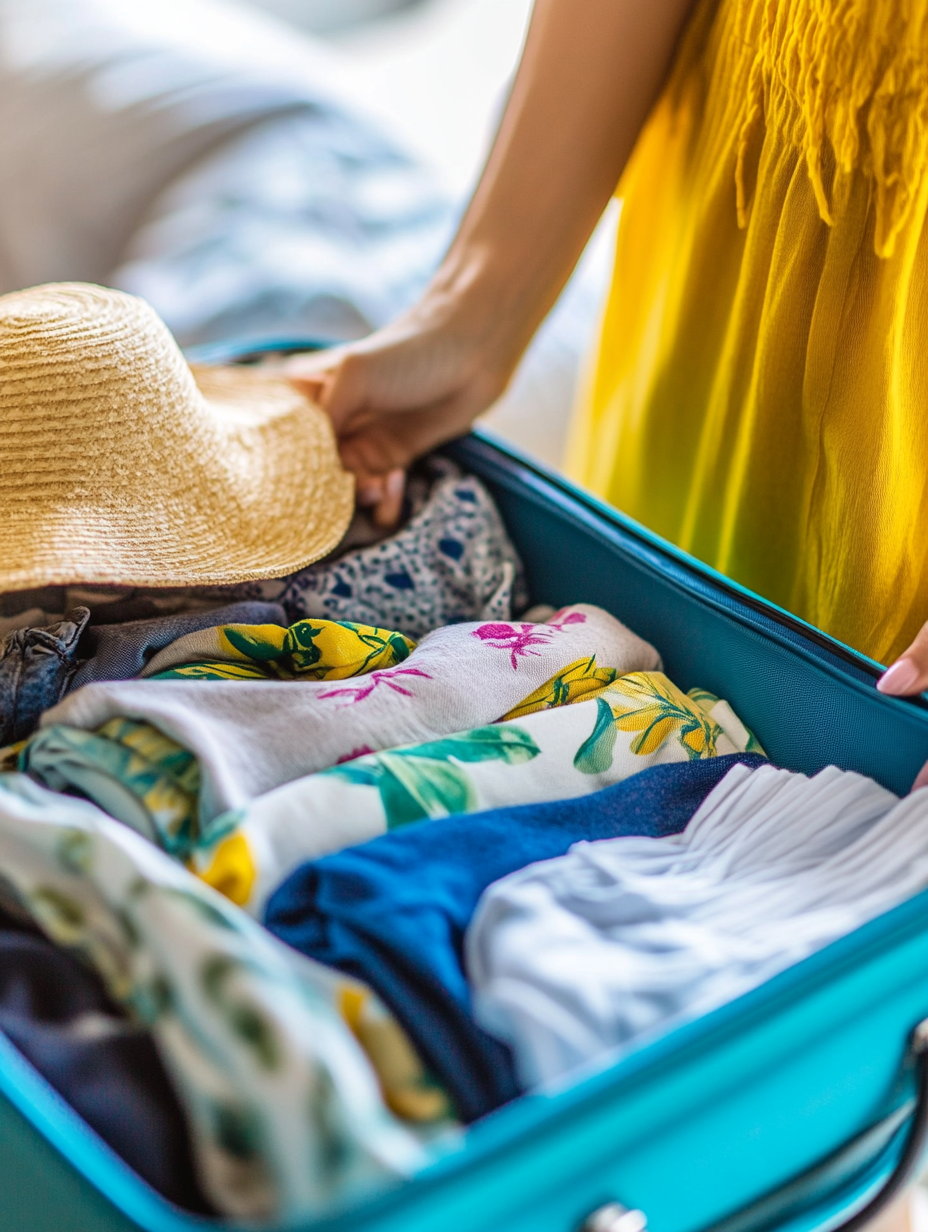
left=568, top=0, right=928, bottom=664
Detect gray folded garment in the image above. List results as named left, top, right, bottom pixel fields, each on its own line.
left=70, top=601, right=288, bottom=690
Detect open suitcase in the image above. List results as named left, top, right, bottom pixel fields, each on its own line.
left=0, top=373, right=926, bottom=1232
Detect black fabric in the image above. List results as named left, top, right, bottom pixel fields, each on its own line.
left=0, top=907, right=212, bottom=1213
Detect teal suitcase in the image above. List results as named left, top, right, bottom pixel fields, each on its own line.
left=0, top=379, right=926, bottom=1232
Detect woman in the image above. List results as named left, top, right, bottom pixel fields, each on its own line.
left=289, top=0, right=928, bottom=710
left=290, top=9, right=924, bottom=1224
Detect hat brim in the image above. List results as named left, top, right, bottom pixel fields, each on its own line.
left=0, top=365, right=355, bottom=591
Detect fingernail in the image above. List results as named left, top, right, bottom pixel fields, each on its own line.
left=877, top=658, right=920, bottom=695
left=358, top=483, right=382, bottom=506
left=385, top=469, right=404, bottom=498
left=912, top=764, right=928, bottom=792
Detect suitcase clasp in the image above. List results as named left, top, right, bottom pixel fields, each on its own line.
left=580, top=1202, right=648, bottom=1232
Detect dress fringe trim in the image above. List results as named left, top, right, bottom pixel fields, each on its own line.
left=730, top=0, right=928, bottom=256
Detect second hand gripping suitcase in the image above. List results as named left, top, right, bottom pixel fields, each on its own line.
left=0, top=340, right=925, bottom=1232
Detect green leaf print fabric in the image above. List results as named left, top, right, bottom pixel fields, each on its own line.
left=333, top=728, right=541, bottom=828
left=187, top=671, right=762, bottom=917
left=18, top=718, right=202, bottom=855
left=0, top=774, right=436, bottom=1222
left=30, top=604, right=661, bottom=825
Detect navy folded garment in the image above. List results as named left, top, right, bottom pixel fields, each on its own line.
left=265, top=752, right=767, bottom=1122
left=0, top=907, right=212, bottom=1213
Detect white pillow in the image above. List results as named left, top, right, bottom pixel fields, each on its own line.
left=0, top=0, right=365, bottom=291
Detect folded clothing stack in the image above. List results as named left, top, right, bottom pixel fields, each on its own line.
left=467, top=762, right=928, bottom=1087
left=3, top=437, right=923, bottom=1229
left=265, top=753, right=768, bottom=1121
left=0, top=497, right=774, bottom=1216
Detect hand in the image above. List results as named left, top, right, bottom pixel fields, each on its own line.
left=876, top=624, right=928, bottom=788
left=287, top=308, right=515, bottom=527
left=286, top=0, right=697, bottom=526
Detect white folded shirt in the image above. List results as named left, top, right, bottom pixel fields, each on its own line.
left=467, top=762, right=928, bottom=1088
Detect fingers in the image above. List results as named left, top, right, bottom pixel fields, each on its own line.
left=338, top=392, right=473, bottom=529
left=288, top=337, right=488, bottom=530
left=877, top=621, right=928, bottom=695
left=286, top=349, right=370, bottom=432
left=373, top=469, right=406, bottom=528
left=353, top=468, right=406, bottom=529
left=287, top=372, right=328, bottom=405
left=285, top=351, right=336, bottom=401
left=339, top=392, right=479, bottom=480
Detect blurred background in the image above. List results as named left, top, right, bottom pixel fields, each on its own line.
left=306, top=0, right=620, bottom=469
left=0, top=0, right=618, bottom=470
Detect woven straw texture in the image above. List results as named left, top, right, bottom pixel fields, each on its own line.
left=0, top=283, right=354, bottom=589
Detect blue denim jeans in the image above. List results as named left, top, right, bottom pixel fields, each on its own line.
left=0, top=600, right=287, bottom=746
left=0, top=608, right=89, bottom=745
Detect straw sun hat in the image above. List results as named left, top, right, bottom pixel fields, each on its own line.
left=0, top=282, right=354, bottom=591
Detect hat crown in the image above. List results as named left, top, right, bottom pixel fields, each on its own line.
left=0, top=283, right=208, bottom=475
left=0, top=282, right=353, bottom=590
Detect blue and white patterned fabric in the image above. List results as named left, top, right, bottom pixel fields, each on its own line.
left=272, top=459, right=528, bottom=638
left=168, top=458, right=528, bottom=641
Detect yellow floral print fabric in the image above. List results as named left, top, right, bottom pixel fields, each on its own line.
left=500, top=655, right=619, bottom=721
left=605, top=673, right=762, bottom=759
left=572, top=672, right=763, bottom=774
left=338, top=985, right=453, bottom=1124
left=568, top=0, right=928, bottom=664
left=142, top=618, right=417, bottom=682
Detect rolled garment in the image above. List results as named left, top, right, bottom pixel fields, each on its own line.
left=70, top=600, right=287, bottom=689
left=11, top=730, right=452, bottom=1121
left=22, top=617, right=419, bottom=855
left=142, top=616, right=416, bottom=682
left=0, top=909, right=211, bottom=1212
left=0, top=774, right=431, bottom=1222
left=264, top=754, right=768, bottom=1123
left=467, top=763, right=928, bottom=1090
left=22, top=653, right=619, bottom=859
left=22, top=720, right=205, bottom=856
left=40, top=606, right=660, bottom=823
left=190, top=672, right=760, bottom=915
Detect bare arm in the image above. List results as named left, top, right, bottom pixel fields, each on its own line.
left=290, top=0, right=698, bottom=523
